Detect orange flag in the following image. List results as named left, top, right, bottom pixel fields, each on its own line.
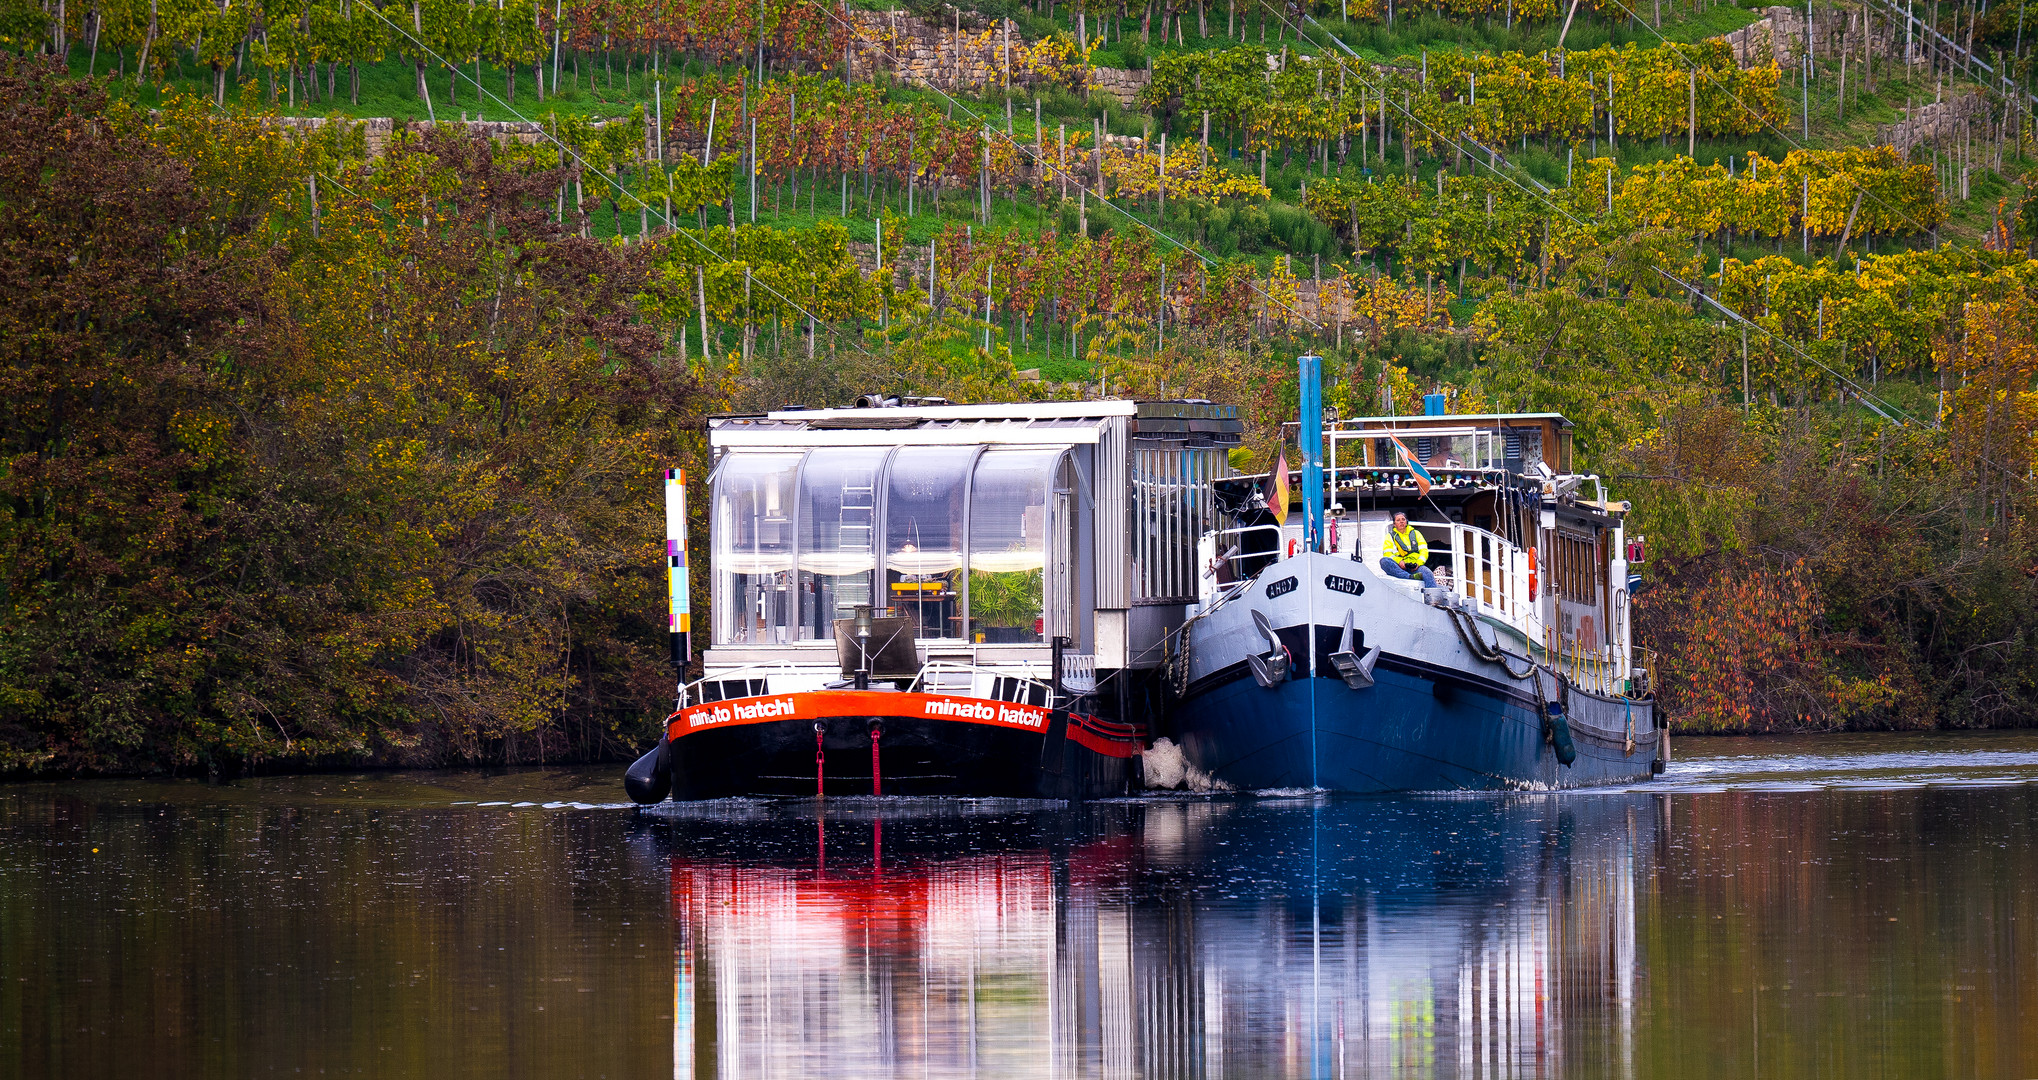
left=1388, top=434, right=1435, bottom=497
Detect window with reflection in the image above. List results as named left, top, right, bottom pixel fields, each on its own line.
left=884, top=447, right=972, bottom=640
left=712, top=453, right=801, bottom=645
left=967, top=448, right=1060, bottom=643
left=796, top=447, right=890, bottom=641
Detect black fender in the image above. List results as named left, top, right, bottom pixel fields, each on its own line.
left=623, top=737, right=672, bottom=804
left=1542, top=703, right=1578, bottom=768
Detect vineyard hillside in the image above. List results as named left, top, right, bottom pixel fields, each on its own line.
left=4, top=0, right=2038, bottom=774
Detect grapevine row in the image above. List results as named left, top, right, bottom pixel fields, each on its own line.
left=1302, top=147, right=1942, bottom=279
left=1145, top=42, right=1788, bottom=154
left=18, top=0, right=845, bottom=103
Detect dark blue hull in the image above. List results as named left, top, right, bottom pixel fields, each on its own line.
left=1171, top=656, right=1658, bottom=793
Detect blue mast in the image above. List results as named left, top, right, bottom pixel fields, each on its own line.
left=1298, top=354, right=1324, bottom=553
left=1298, top=354, right=1324, bottom=787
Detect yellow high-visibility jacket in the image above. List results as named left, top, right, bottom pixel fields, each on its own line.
left=1382, top=524, right=1429, bottom=567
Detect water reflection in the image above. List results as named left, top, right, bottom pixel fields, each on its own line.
left=0, top=776, right=675, bottom=1080
left=6, top=739, right=2038, bottom=1080
left=653, top=795, right=1665, bottom=1078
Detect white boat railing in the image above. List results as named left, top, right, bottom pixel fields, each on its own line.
left=1208, top=524, right=1287, bottom=563
left=908, top=661, right=1058, bottom=701
left=1440, top=523, right=1541, bottom=647
left=1196, top=524, right=1286, bottom=608
left=1192, top=520, right=1615, bottom=685
left=690, top=656, right=1068, bottom=704
left=680, top=660, right=804, bottom=706
left=1325, top=424, right=1513, bottom=474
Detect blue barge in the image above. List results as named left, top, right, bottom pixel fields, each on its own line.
left=1159, top=359, right=1662, bottom=792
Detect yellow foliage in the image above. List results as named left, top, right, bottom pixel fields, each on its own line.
left=1941, top=291, right=2038, bottom=487
left=1096, top=141, right=1269, bottom=202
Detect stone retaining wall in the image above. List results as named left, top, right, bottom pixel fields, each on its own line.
left=1714, top=7, right=1998, bottom=154
left=1877, top=90, right=1995, bottom=154
left=843, top=10, right=1149, bottom=105
left=846, top=11, right=1027, bottom=93
left=1088, top=66, right=1152, bottom=107
left=266, top=114, right=658, bottom=161
left=1722, top=6, right=1906, bottom=68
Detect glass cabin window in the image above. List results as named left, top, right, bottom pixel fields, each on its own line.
left=967, top=448, right=1060, bottom=643
left=713, top=453, right=801, bottom=645
left=796, top=447, right=890, bottom=641
left=884, top=447, right=972, bottom=640
left=1051, top=455, right=1076, bottom=646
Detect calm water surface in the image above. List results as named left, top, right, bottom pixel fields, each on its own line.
left=4, top=732, right=2037, bottom=1078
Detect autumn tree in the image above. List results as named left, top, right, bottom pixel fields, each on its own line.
left=0, top=62, right=709, bottom=773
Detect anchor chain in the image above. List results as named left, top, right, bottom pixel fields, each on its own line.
left=869, top=723, right=883, bottom=796
left=814, top=722, right=826, bottom=798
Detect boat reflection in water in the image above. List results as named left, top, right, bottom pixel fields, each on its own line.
left=648, top=794, right=1663, bottom=1078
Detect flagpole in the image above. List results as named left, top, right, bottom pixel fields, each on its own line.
left=1298, top=355, right=1325, bottom=554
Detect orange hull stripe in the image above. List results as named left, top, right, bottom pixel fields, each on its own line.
left=669, top=690, right=1068, bottom=740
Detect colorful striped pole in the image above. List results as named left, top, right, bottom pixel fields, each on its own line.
left=666, top=469, right=691, bottom=669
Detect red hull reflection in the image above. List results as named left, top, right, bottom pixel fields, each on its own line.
left=661, top=799, right=1655, bottom=1079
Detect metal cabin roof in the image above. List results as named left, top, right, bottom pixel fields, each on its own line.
left=1340, top=412, right=1573, bottom=427
left=761, top=401, right=1138, bottom=423
left=710, top=399, right=1241, bottom=448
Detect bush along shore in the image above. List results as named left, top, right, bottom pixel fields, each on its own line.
left=4, top=0, right=2038, bottom=775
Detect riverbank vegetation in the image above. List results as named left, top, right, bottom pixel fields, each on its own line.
left=3, top=0, right=2037, bottom=773
left=1, top=67, right=703, bottom=773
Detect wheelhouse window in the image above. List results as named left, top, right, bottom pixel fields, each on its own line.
left=712, top=453, right=801, bottom=645
left=1555, top=530, right=1598, bottom=605
left=796, top=447, right=889, bottom=641
left=709, top=443, right=1075, bottom=650
left=884, top=447, right=973, bottom=641
left=967, top=448, right=1060, bottom=643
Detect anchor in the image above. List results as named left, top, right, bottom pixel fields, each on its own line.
left=1328, top=611, right=1381, bottom=690
left=1246, top=609, right=1291, bottom=688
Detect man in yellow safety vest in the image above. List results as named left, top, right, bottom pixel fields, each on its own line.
left=1379, top=512, right=1436, bottom=587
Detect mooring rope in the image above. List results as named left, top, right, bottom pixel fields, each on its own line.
left=1449, top=606, right=1538, bottom=680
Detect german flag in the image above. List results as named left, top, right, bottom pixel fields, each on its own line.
left=1266, top=448, right=1292, bottom=524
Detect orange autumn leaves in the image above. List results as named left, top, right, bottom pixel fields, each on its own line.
left=1645, top=561, right=1834, bottom=732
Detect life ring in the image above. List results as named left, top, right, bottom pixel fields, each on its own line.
left=1527, top=547, right=1539, bottom=601
left=1286, top=538, right=1299, bottom=558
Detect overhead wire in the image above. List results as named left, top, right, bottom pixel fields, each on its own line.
left=1256, top=0, right=1930, bottom=424
left=1656, top=267, right=1913, bottom=423
left=1562, top=0, right=2017, bottom=428
left=352, top=0, right=903, bottom=366
left=1853, top=0, right=2038, bottom=108
left=1583, top=0, right=2013, bottom=279
left=359, top=0, right=1974, bottom=420
left=808, top=1, right=1332, bottom=331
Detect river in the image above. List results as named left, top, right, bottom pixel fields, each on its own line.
left=4, top=731, right=2036, bottom=1078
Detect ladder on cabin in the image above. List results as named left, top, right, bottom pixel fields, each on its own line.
left=839, top=481, right=876, bottom=610
left=840, top=482, right=875, bottom=550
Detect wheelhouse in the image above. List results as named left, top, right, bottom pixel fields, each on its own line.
left=699, top=400, right=1241, bottom=703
